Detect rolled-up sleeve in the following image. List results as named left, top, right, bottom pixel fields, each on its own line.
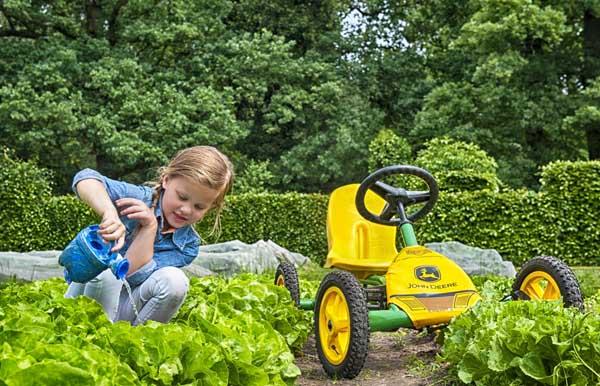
left=71, top=168, right=151, bottom=203
left=72, top=168, right=107, bottom=198
left=126, top=259, right=158, bottom=288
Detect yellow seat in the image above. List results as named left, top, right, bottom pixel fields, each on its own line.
left=325, top=184, right=398, bottom=278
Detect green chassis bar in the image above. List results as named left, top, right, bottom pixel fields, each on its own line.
left=361, top=274, right=386, bottom=286
left=300, top=299, right=315, bottom=310
left=400, top=223, right=418, bottom=247
left=299, top=300, right=413, bottom=331
left=368, top=303, right=413, bottom=331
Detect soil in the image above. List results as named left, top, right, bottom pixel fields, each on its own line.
left=295, top=329, right=453, bottom=386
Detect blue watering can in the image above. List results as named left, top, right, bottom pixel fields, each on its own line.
left=59, top=225, right=129, bottom=283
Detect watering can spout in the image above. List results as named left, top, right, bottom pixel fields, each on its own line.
left=110, top=254, right=129, bottom=280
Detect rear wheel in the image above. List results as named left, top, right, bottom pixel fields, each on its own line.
left=274, top=262, right=300, bottom=307
left=314, top=271, right=369, bottom=379
left=513, top=256, right=583, bottom=310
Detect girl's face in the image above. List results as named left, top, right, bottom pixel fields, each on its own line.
left=161, top=175, right=221, bottom=229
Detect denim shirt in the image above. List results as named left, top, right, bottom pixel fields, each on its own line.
left=72, top=169, right=201, bottom=287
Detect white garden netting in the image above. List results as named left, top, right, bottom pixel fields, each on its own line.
left=0, top=239, right=309, bottom=281
left=0, top=239, right=515, bottom=282
left=425, top=241, right=517, bottom=277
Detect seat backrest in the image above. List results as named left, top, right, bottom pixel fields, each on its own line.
left=326, top=184, right=398, bottom=265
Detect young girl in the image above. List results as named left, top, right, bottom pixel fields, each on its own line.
left=65, top=146, right=234, bottom=325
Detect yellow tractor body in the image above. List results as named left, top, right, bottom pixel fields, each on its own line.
left=325, top=183, right=479, bottom=328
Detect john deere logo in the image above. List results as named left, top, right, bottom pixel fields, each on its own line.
left=415, top=266, right=441, bottom=282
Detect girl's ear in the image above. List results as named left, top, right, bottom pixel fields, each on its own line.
left=161, top=175, right=170, bottom=190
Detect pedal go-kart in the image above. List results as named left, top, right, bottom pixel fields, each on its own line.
left=275, top=165, right=584, bottom=379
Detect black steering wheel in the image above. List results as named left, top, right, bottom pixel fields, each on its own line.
left=355, top=165, right=439, bottom=226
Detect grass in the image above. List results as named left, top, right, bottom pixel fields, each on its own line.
left=297, top=261, right=330, bottom=282
left=572, top=267, right=600, bottom=298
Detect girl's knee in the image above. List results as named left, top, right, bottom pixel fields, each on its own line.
left=154, top=267, right=189, bottom=301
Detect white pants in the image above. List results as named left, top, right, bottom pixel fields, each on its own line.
left=65, top=266, right=189, bottom=326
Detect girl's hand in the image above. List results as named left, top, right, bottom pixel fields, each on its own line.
left=116, top=198, right=158, bottom=229
left=99, top=212, right=126, bottom=252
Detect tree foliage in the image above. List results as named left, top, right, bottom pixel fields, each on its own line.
left=0, top=0, right=379, bottom=193
left=406, top=0, right=593, bottom=187
left=2, top=0, right=600, bottom=192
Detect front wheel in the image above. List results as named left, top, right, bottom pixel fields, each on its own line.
left=513, top=256, right=583, bottom=310
left=314, top=271, right=369, bottom=379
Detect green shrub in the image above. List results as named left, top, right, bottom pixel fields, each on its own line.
left=536, top=160, right=600, bottom=263
left=367, top=129, right=412, bottom=170
left=0, top=148, right=53, bottom=251
left=368, top=129, right=415, bottom=189
left=0, top=149, right=98, bottom=251
left=416, top=137, right=501, bottom=192
left=234, top=159, right=275, bottom=194
left=44, top=195, right=97, bottom=249
left=539, top=160, right=600, bottom=196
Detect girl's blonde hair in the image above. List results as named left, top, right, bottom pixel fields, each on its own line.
left=149, top=146, right=234, bottom=237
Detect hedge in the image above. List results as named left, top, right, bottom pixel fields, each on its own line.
left=196, top=193, right=328, bottom=263
left=417, top=161, right=600, bottom=265
left=0, top=150, right=54, bottom=252
left=1, top=152, right=599, bottom=266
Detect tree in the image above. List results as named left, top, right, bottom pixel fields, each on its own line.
left=340, top=1, right=433, bottom=136
left=225, top=0, right=349, bottom=57
left=0, top=38, right=244, bottom=190
left=403, top=0, right=594, bottom=187
left=582, top=7, right=600, bottom=159
left=0, top=0, right=378, bottom=193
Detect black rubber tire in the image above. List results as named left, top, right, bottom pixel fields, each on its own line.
left=513, top=256, right=584, bottom=310
left=274, top=262, right=300, bottom=307
left=314, top=271, right=369, bottom=379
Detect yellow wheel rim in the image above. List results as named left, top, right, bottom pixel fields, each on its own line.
left=276, top=275, right=285, bottom=287
left=520, top=271, right=561, bottom=300
left=319, top=287, right=351, bottom=365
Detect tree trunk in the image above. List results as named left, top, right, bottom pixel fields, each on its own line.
left=108, top=0, right=128, bottom=46
left=584, top=10, right=600, bottom=159
left=85, top=0, right=101, bottom=37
